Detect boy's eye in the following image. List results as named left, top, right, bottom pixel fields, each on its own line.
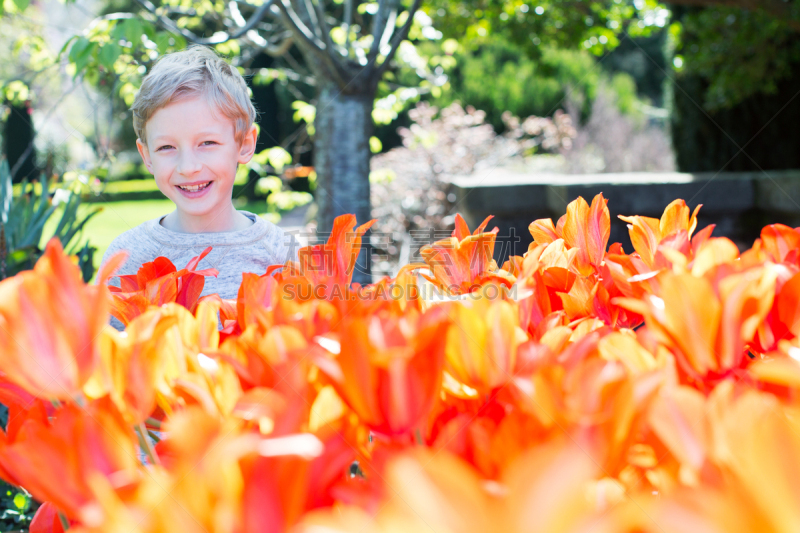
left=156, top=145, right=173, bottom=151
left=202, top=141, right=218, bottom=146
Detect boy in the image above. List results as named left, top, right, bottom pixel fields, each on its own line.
left=99, top=45, right=299, bottom=327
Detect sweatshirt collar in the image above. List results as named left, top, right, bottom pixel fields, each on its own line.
left=144, top=210, right=273, bottom=246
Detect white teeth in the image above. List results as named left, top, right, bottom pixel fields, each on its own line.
left=178, top=181, right=211, bottom=192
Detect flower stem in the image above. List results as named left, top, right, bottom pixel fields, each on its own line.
left=135, top=422, right=161, bottom=466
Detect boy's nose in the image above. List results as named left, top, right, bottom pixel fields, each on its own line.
left=177, top=151, right=203, bottom=176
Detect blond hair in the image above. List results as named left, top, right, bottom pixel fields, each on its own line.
left=131, top=45, right=257, bottom=147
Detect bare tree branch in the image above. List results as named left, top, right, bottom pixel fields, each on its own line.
left=377, top=9, right=397, bottom=53
left=309, top=0, right=338, bottom=56
left=301, top=0, right=323, bottom=38
left=274, top=0, right=328, bottom=51
left=343, top=0, right=353, bottom=48
left=367, top=0, right=396, bottom=65
left=274, top=0, right=349, bottom=87
left=282, top=47, right=312, bottom=75
left=370, top=0, right=421, bottom=79
left=260, top=35, right=295, bottom=56
left=666, top=0, right=800, bottom=31
left=133, top=0, right=276, bottom=44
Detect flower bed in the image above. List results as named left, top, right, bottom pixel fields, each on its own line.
left=1, top=195, right=799, bottom=532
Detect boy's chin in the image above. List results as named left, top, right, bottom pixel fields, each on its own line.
left=175, top=205, right=219, bottom=218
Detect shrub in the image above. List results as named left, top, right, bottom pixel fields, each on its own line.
left=563, top=83, right=675, bottom=173
left=370, top=101, right=577, bottom=275
left=0, top=158, right=99, bottom=281
left=436, top=38, right=640, bottom=131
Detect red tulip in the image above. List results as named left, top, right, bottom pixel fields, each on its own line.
left=0, top=398, right=140, bottom=520
left=109, top=247, right=218, bottom=325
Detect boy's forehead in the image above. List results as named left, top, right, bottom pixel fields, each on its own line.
left=147, top=97, right=236, bottom=140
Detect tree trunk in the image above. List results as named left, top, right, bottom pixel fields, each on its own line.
left=3, top=102, right=37, bottom=183
left=314, top=83, right=374, bottom=285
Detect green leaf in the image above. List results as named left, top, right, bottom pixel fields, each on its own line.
left=58, top=35, right=78, bottom=61
left=76, top=43, right=97, bottom=77
left=68, top=37, right=92, bottom=63
left=98, top=42, right=121, bottom=69
left=68, top=37, right=97, bottom=77
left=110, top=20, right=127, bottom=43
left=369, top=136, right=382, bottom=154
left=266, top=147, right=292, bottom=173
left=119, top=18, right=144, bottom=49
left=12, top=493, right=27, bottom=510
left=291, top=101, right=316, bottom=124
left=142, top=21, right=156, bottom=41
left=12, top=0, right=30, bottom=12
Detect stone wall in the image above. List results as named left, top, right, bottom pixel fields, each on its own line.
left=447, top=170, right=800, bottom=264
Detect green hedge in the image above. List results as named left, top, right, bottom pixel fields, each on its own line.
left=14, top=178, right=263, bottom=203
left=82, top=180, right=263, bottom=203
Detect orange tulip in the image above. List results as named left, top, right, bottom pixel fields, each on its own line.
left=618, top=200, right=702, bottom=269
left=74, top=405, right=351, bottom=533
left=530, top=193, right=610, bottom=276
left=29, top=502, right=68, bottom=533
left=0, top=239, right=116, bottom=400
left=442, top=296, right=528, bottom=394
left=288, top=214, right=375, bottom=289
left=420, top=214, right=514, bottom=295
left=604, top=385, right=800, bottom=533
left=757, top=223, right=800, bottom=266
left=297, top=442, right=599, bottom=533
left=616, top=268, right=776, bottom=386
left=11, top=201, right=800, bottom=533
left=746, top=265, right=800, bottom=354
left=314, top=304, right=450, bottom=438
left=240, top=429, right=355, bottom=532
left=28, top=502, right=64, bottom=533
left=83, top=308, right=180, bottom=424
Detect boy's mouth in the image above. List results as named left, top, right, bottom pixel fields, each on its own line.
left=177, top=181, right=212, bottom=192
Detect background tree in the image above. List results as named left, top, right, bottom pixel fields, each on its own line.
left=429, top=0, right=800, bottom=173
left=667, top=1, right=800, bottom=171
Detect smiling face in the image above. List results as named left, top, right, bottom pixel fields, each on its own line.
left=136, top=95, right=257, bottom=233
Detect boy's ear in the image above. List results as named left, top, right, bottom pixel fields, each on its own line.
left=136, top=138, right=154, bottom=174
left=237, top=125, right=258, bottom=164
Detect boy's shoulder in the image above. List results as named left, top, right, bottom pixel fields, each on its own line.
left=101, top=217, right=165, bottom=277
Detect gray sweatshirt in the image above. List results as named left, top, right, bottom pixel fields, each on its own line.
left=99, top=210, right=300, bottom=329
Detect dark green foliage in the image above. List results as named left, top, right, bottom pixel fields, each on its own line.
left=0, top=159, right=100, bottom=281
left=434, top=37, right=642, bottom=132
left=601, top=28, right=668, bottom=108
left=675, top=5, right=800, bottom=111
left=671, top=5, right=800, bottom=172
left=0, top=407, right=38, bottom=532
left=2, top=103, right=36, bottom=184
left=427, top=0, right=650, bottom=61
left=438, top=40, right=599, bottom=130
left=671, top=70, right=800, bottom=172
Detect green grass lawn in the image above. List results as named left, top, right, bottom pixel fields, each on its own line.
left=42, top=197, right=275, bottom=282
left=42, top=199, right=175, bottom=281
